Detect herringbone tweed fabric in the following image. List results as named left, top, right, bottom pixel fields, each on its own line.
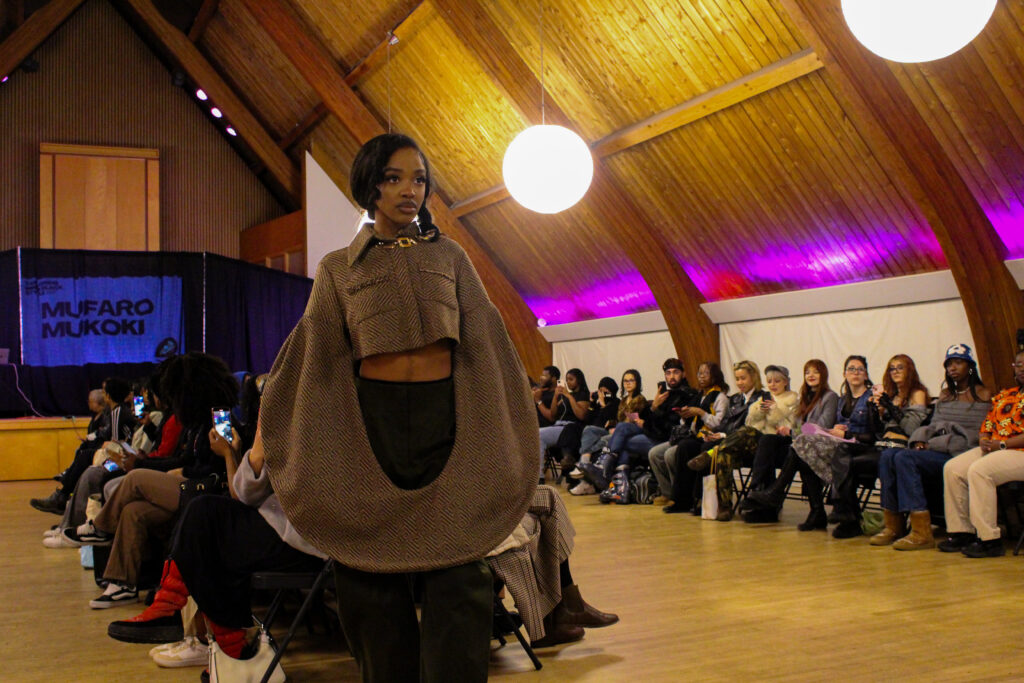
left=262, top=226, right=538, bottom=573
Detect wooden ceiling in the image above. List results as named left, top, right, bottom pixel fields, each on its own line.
left=3, top=0, right=1023, bottom=327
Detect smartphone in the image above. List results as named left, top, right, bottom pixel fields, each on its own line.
left=627, top=412, right=639, bottom=421
left=671, top=406, right=685, bottom=412
left=212, top=408, right=233, bottom=444
left=102, top=459, right=121, bottom=473
left=133, top=395, right=145, bottom=418
left=658, top=381, right=667, bottom=393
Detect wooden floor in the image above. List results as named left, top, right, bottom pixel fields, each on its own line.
left=5, top=479, right=1024, bottom=682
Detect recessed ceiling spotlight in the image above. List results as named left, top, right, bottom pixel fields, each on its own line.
left=196, top=88, right=208, bottom=101
left=210, top=107, right=223, bottom=118
left=225, top=126, right=237, bottom=136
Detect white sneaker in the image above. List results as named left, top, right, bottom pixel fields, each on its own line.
left=43, top=532, right=77, bottom=548
left=89, top=582, right=138, bottom=609
left=568, top=467, right=583, bottom=478
left=148, top=641, right=175, bottom=658
left=43, top=526, right=61, bottom=538
left=152, top=636, right=209, bottom=668
left=570, top=481, right=596, bottom=496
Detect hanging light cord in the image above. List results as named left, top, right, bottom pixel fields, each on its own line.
left=539, top=1, right=545, bottom=125
left=386, top=32, right=393, bottom=133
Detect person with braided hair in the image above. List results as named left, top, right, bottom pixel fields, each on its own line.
left=260, top=133, right=538, bottom=682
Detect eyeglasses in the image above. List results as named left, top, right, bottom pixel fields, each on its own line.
left=623, top=378, right=636, bottom=383
left=1012, top=362, right=1024, bottom=370
left=845, top=367, right=866, bottom=374
left=889, top=365, right=905, bottom=373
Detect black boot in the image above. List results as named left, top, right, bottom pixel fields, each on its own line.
left=797, top=469, right=827, bottom=531
left=745, top=452, right=799, bottom=511
left=580, top=450, right=616, bottom=491
left=30, top=488, right=68, bottom=515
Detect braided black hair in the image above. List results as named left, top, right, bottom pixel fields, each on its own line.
left=350, top=133, right=440, bottom=241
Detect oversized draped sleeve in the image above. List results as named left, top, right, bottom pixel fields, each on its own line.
left=260, top=242, right=538, bottom=573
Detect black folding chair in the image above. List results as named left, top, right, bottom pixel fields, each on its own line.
left=251, top=558, right=336, bottom=683
left=492, top=582, right=542, bottom=671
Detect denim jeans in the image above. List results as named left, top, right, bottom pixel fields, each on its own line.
left=539, top=421, right=571, bottom=475
left=878, top=447, right=950, bottom=513
left=607, top=421, right=658, bottom=466
left=580, top=425, right=609, bottom=456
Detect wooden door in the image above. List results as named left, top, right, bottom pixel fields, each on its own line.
left=40, top=143, right=160, bottom=250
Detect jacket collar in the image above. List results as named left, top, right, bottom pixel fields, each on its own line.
left=347, top=222, right=421, bottom=266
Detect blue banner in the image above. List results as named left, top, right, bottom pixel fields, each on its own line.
left=21, top=276, right=183, bottom=366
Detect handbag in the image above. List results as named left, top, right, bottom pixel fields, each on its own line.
left=178, top=472, right=228, bottom=509
left=701, top=448, right=719, bottom=520
left=209, top=629, right=285, bottom=683
left=669, top=424, right=692, bottom=446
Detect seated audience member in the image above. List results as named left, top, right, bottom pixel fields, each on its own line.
left=673, top=360, right=767, bottom=515
left=582, top=358, right=695, bottom=504
left=64, top=353, right=238, bottom=608
left=537, top=368, right=590, bottom=479
left=44, top=366, right=181, bottom=548
left=825, top=354, right=930, bottom=539
left=30, top=378, right=136, bottom=514
left=556, top=376, right=620, bottom=473
left=746, top=355, right=876, bottom=533
left=740, top=359, right=837, bottom=522
left=940, top=349, right=1024, bottom=558
left=107, top=421, right=325, bottom=674
left=532, top=365, right=562, bottom=428
left=649, top=362, right=727, bottom=505
left=488, top=485, right=618, bottom=648
left=871, top=344, right=990, bottom=550
left=569, top=370, right=646, bottom=495
left=707, top=364, right=799, bottom=520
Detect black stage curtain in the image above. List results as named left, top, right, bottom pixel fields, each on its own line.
left=0, top=249, right=311, bottom=417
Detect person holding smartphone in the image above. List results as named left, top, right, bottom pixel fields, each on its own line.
left=259, top=134, right=538, bottom=682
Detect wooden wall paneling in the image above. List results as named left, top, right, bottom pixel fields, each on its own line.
left=38, top=153, right=53, bottom=248
left=146, top=159, right=160, bottom=250
left=777, top=0, right=1024, bottom=388
left=120, top=0, right=301, bottom=205
left=113, top=157, right=147, bottom=250
left=239, top=209, right=304, bottom=263
left=187, top=0, right=219, bottom=42
left=432, top=0, right=718, bottom=369
left=53, top=155, right=87, bottom=250
left=237, top=0, right=552, bottom=372
left=0, top=0, right=84, bottom=79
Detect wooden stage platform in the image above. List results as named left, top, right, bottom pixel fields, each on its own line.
left=0, top=417, right=90, bottom=481
left=5, top=479, right=1024, bottom=682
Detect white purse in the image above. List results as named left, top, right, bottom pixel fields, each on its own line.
left=209, top=630, right=286, bottom=683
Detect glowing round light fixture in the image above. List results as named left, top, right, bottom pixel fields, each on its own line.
left=841, top=0, right=997, bottom=63
left=502, top=125, right=593, bottom=214
left=195, top=88, right=208, bottom=101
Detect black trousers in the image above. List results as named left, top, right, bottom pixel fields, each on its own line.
left=342, top=375, right=490, bottom=682
left=831, top=445, right=881, bottom=523
left=334, top=560, right=492, bottom=683
left=669, top=437, right=716, bottom=508
left=170, top=495, right=323, bottom=628
left=58, top=442, right=102, bottom=493
left=748, top=434, right=793, bottom=491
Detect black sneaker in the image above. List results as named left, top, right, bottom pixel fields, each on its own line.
left=29, top=488, right=68, bottom=515
left=90, top=583, right=139, bottom=609
left=741, top=508, right=779, bottom=524
left=937, top=533, right=977, bottom=553
left=62, top=520, right=113, bottom=547
left=961, top=539, right=1005, bottom=558
left=831, top=521, right=862, bottom=539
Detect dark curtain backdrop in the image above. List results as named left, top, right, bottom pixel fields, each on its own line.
left=0, top=249, right=311, bottom=417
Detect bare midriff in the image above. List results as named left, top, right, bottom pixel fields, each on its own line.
left=358, top=338, right=454, bottom=382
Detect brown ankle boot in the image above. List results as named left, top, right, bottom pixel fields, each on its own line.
left=552, top=584, right=619, bottom=628
left=531, top=612, right=584, bottom=648
left=893, top=510, right=935, bottom=550
left=869, top=509, right=905, bottom=546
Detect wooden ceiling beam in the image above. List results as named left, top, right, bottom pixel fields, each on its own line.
left=343, top=0, right=429, bottom=87
left=119, top=0, right=301, bottom=206
left=278, top=102, right=328, bottom=151
left=450, top=47, right=823, bottom=217
left=777, top=0, right=1024, bottom=388
left=0, top=0, right=85, bottom=80
left=433, top=0, right=719, bottom=370
left=186, top=0, right=219, bottom=42
left=237, top=0, right=552, bottom=372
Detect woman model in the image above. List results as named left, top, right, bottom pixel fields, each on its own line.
left=259, top=134, right=538, bottom=682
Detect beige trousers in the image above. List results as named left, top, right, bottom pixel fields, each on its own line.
left=943, top=446, right=1024, bottom=541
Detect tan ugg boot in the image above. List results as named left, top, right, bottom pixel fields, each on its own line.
left=870, top=509, right=905, bottom=546
left=893, top=510, right=936, bottom=550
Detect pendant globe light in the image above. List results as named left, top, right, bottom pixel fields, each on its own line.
left=502, top=2, right=593, bottom=214
left=841, top=0, right=997, bottom=63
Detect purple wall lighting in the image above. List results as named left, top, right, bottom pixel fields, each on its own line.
left=985, top=204, right=1024, bottom=258
left=682, top=227, right=946, bottom=301
left=524, top=271, right=658, bottom=325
